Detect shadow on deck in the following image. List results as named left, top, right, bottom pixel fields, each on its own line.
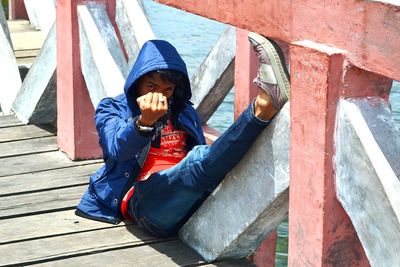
left=0, top=115, right=254, bottom=266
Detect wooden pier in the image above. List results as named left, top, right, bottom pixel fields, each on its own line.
left=0, top=115, right=253, bottom=266
left=7, top=19, right=45, bottom=67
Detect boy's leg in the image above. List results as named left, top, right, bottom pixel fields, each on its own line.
left=129, top=33, right=290, bottom=237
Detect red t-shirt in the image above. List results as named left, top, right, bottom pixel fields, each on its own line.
left=121, top=120, right=188, bottom=220
left=138, top=120, right=188, bottom=180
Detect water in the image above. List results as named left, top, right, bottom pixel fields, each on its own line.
left=142, top=0, right=399, bottom=265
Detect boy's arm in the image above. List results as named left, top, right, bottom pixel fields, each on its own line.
left=95, top=97, right=153, bottom=162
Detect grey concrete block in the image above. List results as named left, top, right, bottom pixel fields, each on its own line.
left=179, top=104, right=290, bottom=261
left=12, top=23, right=56, bottom=124
left=335, top=98, right=400, bottom=267
left=0, top=4, right=13, bottom=49
left=78, top=4, right=128, bottom=108
left=190, top=27, right=235, bottom=123
left=24, top=0, right=55, bottom=34
left=0, top=21, right=22, bottom=115
left=116, top=0, right=155, bottom=68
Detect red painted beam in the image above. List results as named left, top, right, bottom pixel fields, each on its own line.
left=156, top=0, right=400, bottom=81
left=56, top=0, right=102, bottom=160
left=8, top=0, right=28, bottom=20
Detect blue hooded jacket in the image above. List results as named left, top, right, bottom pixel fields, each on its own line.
left=76, top=40, right=206, bottom=224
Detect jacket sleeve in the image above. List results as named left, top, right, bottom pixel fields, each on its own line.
left=193, top=110, right=207, bottom=145
left=95, top=97, right=153, bottom=162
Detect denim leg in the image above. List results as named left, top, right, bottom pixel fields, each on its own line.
left=129, top=102, right=270, bottom=237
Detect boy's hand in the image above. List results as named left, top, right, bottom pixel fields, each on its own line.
left=136, top=92, right=168, bottom=126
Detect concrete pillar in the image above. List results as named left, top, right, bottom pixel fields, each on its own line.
left=8, top=0, right=28, bottom=20
left=115, top=0, right=154, bottom=68
left=233, top=28, right=258, bottom=120
left=12, top=24, right=56, bottom=124
left=179, top=103, right=290, bottom=262
left=56, top=0, right=106, bottom=160
left=288, top=41, right=371, bottom=266
left=78, top=3, right=127, bottom=107
left=24, top=0, right=55, bottom=34
left=191, top=26, right=235, bottom=124
left=233, top=28, right=278, bottom=266
left=0, top=5, right=13, bottom=49
left=0, top=14, right=21, bottom=115
left=336, top=97, right=400, bottom=267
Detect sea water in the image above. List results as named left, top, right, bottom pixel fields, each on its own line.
left=142, top=0, right=400, bottom=265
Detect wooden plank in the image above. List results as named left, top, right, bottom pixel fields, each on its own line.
left=204, top=260, right=255, bottom=266
left=0, top=224, right=163, bottom=266
left=0, top=124, right=55, bottom=143
left=10, top=31, right=46, bottom=51
left=7, top=20, right=34, bottom=33
left=0, top=115, right=24, bottom=128
left=0, top=136, right=58, bottom=158
left=0, top=163, right=101, bottom=196
left=14, top=48, right=40, bottom=58
left=16, top=56, right=35, bottom=67
left=0, top=210, right=128, bottom=244
left=0, top=185, right=87, bottom=219
left=37, top=240, right=203, bottom=267
left=0, top=151, right=101, bottom=177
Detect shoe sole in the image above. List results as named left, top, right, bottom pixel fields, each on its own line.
left=248, top=32, right=290, bottom=99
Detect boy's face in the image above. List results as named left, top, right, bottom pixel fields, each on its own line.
left=137, top=72, right=175, bottom=99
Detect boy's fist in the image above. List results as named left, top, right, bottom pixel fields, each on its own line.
left=136, top=92, right=168, bottom=126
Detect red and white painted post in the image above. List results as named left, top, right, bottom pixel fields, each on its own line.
left=56, top=0, right=108, bottom=160
left=235, top=28, right=278, bottom=267
left=288, top=41, right=391, bottom=266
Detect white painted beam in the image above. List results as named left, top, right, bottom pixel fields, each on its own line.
left=179, top=103, right=290, bottom=261
left=190, top=26, right=235, bottom=123
left=12, top=24, right=56, bottom=124
left=0, top=18, right=21, bottom=115
left=335, top=98, right=400, bottom=267
left=0, top=4, right=13, bottom=49
left=23, top=0, right=55, bottom=35
left=116, top=0, right=155, bottom=68
left=78, top=4, right=127, bottom=108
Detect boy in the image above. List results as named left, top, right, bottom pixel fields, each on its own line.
left=76, top=33, right=290, bottom=237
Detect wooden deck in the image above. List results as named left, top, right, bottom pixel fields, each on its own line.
left=0, top=115, right=254, bottom=266
left=7, top=19, right=45, bottom=68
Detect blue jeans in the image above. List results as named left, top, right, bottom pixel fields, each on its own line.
left=128, top=102, right=270, bottom=237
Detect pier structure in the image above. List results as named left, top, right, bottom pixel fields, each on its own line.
left=1, top=0, right=399, bottom=266
left=155, top=0, right=400, bottom=266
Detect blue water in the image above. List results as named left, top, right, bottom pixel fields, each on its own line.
left=142, top=0, right=400, bottom=265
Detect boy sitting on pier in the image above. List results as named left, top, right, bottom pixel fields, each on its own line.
left=76, top=33, right=290, bottom=237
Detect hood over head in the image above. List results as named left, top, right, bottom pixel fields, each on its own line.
left=124, top=40, right=191, bottom=113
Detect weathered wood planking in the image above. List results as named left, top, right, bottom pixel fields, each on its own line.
left=0, top=115, right=24, bottom=128
left=0, top=124, right=55, bottom=143
left=14, top=49, right=40, bottom=58
left=0, top=151, right=101, bottom=177
left=0, top=136, right=58, bottom=158
left=0, top=224, right=166, bottom=266
left=203, top=260, right=255, bottom=266
left=37, top=240, right=205, bottom=267
left=0, top=185, right=87, bottom=219
left=0, top=163, right=101, bottom=196
left=0, top=210, right=130, bottom=245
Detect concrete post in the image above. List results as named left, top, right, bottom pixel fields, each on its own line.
left=56, top=0, right=107, bottom=160
left=234, top=28, right=277, bottom=267
left=0, top=14, right=21, bottom=115
left=233, top=28, right=258, bottom=120
left=288, top=41, right=372, bottom=266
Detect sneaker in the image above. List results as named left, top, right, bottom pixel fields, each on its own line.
left=248, top=32, right=290, bottom=110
